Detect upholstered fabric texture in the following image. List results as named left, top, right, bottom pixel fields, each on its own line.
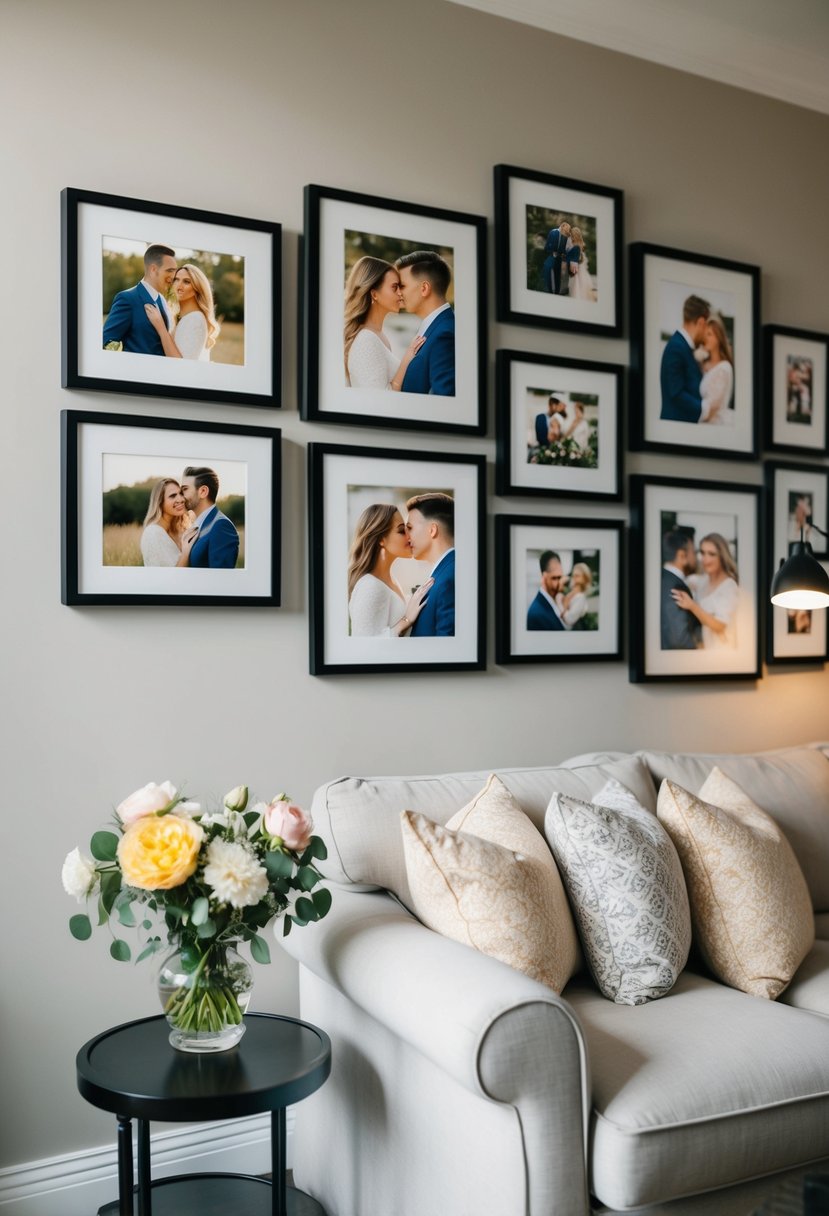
left=544, top=779, right=691, bottom=1005
left=657, top=771, right=815, bottom=1000
left=401, top=775, right=580, bottom=992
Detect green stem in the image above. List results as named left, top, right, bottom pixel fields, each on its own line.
left=162, top=947, right=248, bottom=1034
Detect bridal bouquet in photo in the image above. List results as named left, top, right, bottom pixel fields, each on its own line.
left=62, top=781, right=331, bottom=1051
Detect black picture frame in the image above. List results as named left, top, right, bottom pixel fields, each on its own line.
left=308, top=442, right=485, bottom=674
left=61, top=410, right=281, bottom=606
left=763, top=325, right=829, bottom=455
left=629, top=474, right=761, bottom=683
left=629, top=242, right=760, bottom=459
left=765, top=460, right=828, bottom=666
left=493, top=164, right=623, bottom=336
left=61, top=187, right=281, bottom=407
left=300, top=184, right=487, bottom=435
left=495, top=350, right=623, bottom=500
left=495, top=515, right=624, bottom=664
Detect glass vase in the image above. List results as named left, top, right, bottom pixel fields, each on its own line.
left=157, top=943, right=253, bottom=1053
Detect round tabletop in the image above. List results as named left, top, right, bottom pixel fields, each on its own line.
left=76, top=1013, right=331, bottom=1122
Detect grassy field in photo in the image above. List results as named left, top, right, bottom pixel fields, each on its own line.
left=103, top=522, right=246, bottom=568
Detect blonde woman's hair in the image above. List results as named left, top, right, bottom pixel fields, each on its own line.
left=570, top=562, right=593, bottom=591
left=143, top=478, right=189, bottom=538
left=347, top=503, right=399, bottom=599
left=174, top=264, right=221, bottom=349
left=700, top=532, right=739, bottom=583
left=706, top=314, right=733, bottom=365
left=343, top=256, right=395, bottom=380
left=570, top=227, right=585, bottom=262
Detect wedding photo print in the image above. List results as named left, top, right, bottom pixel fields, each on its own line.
left=302, top=185, right=486, bottom=434
left=309, top=444, right=485, bottom=674
left=62, top=412, right=281, bottom=606
left=630, top=476, right=760, bottom=682
left=496, top=351, right=622, bottom=499
left=62, top=188, right=280, bottom=406
left=494, top=165, right=623, bottom=335
left=495, top=516, right=622, bottom=664
left=766, top=462, right=829, bottom=665
left=630, top=243, right=759, bottom=458
left=764, top=325, right=829, bottom=454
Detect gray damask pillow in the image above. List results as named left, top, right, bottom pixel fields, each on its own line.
left=544, top=779, right=691, bottom=1005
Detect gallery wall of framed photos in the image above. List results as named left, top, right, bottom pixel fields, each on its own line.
left=59, top=158, right=829, bottom=680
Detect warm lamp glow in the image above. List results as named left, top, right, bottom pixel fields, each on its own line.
left=770, top=588, right=829, bottom=610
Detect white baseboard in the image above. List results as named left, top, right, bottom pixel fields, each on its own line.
left=0, top=1108, right=294, bottom=1214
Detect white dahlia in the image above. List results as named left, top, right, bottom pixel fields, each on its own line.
left=203, top=839, right=269, bottom=909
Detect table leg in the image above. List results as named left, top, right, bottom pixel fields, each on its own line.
left=115, top=1115, right=134, bottom=1216
left=271, top=1108, right=287, bottom=1216
left=137, top=1119, right=151, bottom=1216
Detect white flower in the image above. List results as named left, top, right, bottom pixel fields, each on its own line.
left=224, top=785, right=249, bottom=813
left=176, top=800, right=202, bottom=817
left=203, top=839, right=269, bottom=909
left=61, top=848, right=98, bottom=902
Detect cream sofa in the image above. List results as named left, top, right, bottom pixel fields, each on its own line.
left=280, top=745, right=829, bottom=1215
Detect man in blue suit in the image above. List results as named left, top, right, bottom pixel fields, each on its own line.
left=660, top=294, right=710, bottom=422
left=179, top=466, right=240, bottom=569
left=661, top=530, right=701, bottom=650
left=527, top=550, right=565, bottom=631
left=405, top=492, right=455, bottom=636
left=394, top=251, right=455, bottom=396
left=535, top=396, right=566, bottom=446
left=540, top=221, right=571, bottom=294
left=102, top=244, right=177, bottom=355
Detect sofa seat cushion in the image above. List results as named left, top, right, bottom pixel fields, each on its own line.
left=565, top=970, right=829, bottom=1210
left=312, top=755, right=657, bottom=910
left=639, top=747, right=829, bottom=910
left=779, top=939, right=829, bottom=1017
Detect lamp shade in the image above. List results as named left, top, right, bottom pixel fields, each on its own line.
left=770, top=541, right=829, bottom=609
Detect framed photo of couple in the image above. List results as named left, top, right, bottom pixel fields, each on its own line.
left=765, top=462, right=828, bottom=665
left=629, top=243, right=760, bottom=459
left=61, top=188, right=281, bottom=407
left=764, top=325, right=829, bottom=455
left=301, top=184, right=487, bottom=435
left=495, top=350, right=623, bottom=500
left=629, top=475, right=761, bottom=683
left=61, top=411, right=281, bottom=606
left=493, top=164, right=624, bottom=336
left=308, top=443, right=485, bottom=675
left=494, top=515, right=624, bottom=665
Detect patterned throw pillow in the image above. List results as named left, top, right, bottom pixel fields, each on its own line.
left=657, top=770, right=815, bottom=999
left=401, top=775, right=580, bottom=993
left=544, top=779, right=691, bottom=1005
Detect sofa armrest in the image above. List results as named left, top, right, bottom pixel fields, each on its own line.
left=279, top=888, right=592, bottom=1213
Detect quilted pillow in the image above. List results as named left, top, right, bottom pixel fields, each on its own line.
left=657, top=770, right=815, bottom=999
left=544, top=779, right=691, bottom=1005
left=401, top=775, right=580, bottom=992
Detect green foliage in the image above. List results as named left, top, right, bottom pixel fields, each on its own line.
left=250, top=935, right=271, bottom=965
left=91, top=831, right=119, bottom=862
left=102, top=250, right=246, bottom=322
left=70, top=914, right=92, bottom=941
left=218, top=494, right=245, bottom=525
left=102, top=483, right=153, bottom=527
left=110, top=939, right=131, bottom=962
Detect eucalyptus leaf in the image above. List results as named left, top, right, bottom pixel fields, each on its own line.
left=311, top=887, right=332, bottom=917
left=90, top=831, right=120, bottom=862
left=180, top=944, right=201, bottom=971
left=296, top=867, right=319, bottom=892
left=265, top=850, right=294, bottom=879
left=69, top=914, right=92, bottom=941
left=100, top=871, right=121, bottom=916
left=117, top=902, right=137, bottom=928
left=110, top=939, right=131, bottom=963
left=250, top=935, right=271, bottom=964
left=135, top=940, right=163, bottom=964
left=196, top=919, right=216, bottom=939
left=191, top=897, right=210, bottom=926
left=295, top=896, right=315, bottom=922
left=282, top=916, right=293, bottom=937
left=301, top=837, right=328, bottom=863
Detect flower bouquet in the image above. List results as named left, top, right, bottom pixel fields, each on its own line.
left=62, top=781, right=331, bottom=1051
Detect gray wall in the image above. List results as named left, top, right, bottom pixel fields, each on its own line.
left=1, top=0, right=827, bottom=1170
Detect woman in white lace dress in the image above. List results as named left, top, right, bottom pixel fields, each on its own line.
left=567, top=228, right=596, bottom=303
left=699, top=315, right=734, bottom=425
left=144, top=264, right=220, bottom=361
left=347, top=504, right=433, bottom=637
left=139, top=479, right=197, bottom=567
left=558, top=562, right=593, bottom=629
left=670, top=532, right=739, bottom=649
left=344, top=257, right=424, bottom=389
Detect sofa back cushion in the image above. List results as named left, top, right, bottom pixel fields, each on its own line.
left=311, top=754, right=656, bottom=909
left=639, top=747, right=829, bottom=911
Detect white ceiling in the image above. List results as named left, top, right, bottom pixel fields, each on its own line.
left=446, top=0, right=829, bottom=116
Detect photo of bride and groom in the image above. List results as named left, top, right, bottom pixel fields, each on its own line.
left=101, top=238, right=244, bottom=366
left=525, top=206, right=598, bottom=304
left=660, top=518, right=740, bottom=652
left=659, top=293, right=735, bottom=426
left=343, top=233, right=456, bottom=397
left=346, top=489, right=455, bottom=637
left=102, top=456, right=245, bottom=570
left=527, top=389, right=597, bottom=469
left=526, top=548, right=600, bottom=633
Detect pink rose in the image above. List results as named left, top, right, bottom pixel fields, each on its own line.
left=263, top=799, right=314, bottom=852
left=116, top=780, right=178, bottom=826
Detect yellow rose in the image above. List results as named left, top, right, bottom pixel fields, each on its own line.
left=117, top=814, right=203, bottom=890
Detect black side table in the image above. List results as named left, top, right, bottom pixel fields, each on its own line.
left=76, top=1012, right=331, bottom=1216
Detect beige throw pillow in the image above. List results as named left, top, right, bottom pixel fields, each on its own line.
left=657, top=770, right=815, bottom=999
left=401, top=775, right=580, bottom=993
